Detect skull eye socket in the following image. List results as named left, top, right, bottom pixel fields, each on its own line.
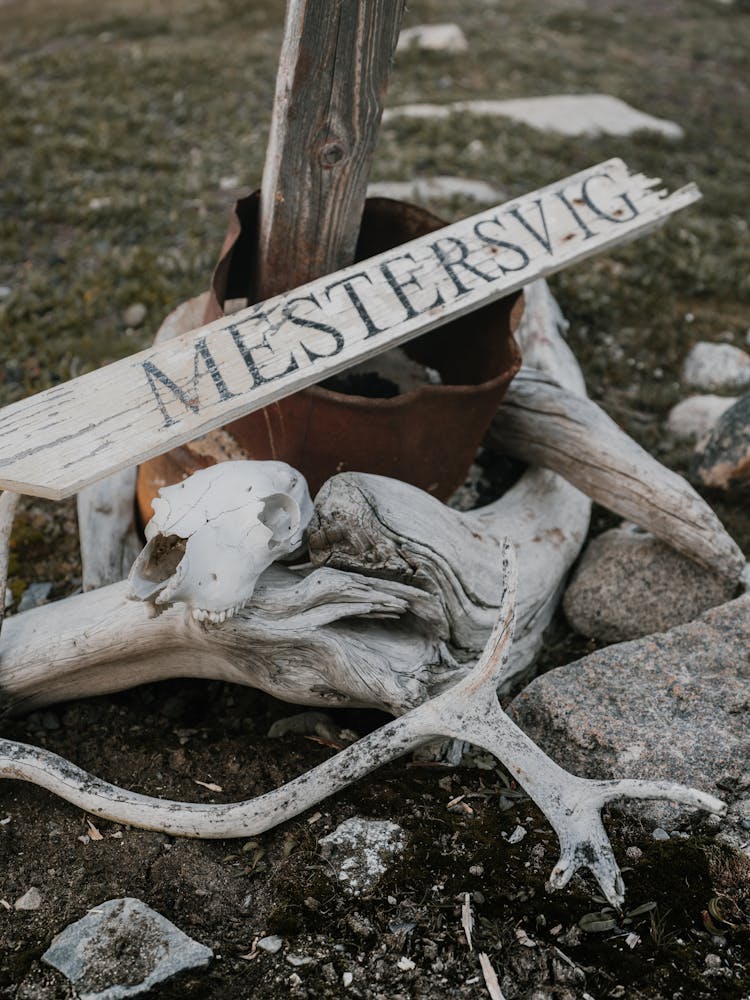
left=141, top=534, right=186, bottom=583
left=259, top=493, right=299, bottom=550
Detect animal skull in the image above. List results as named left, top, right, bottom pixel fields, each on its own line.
left=128, top=460, right=313, bottom=622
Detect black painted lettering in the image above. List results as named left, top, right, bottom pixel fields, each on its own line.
left=556, top=188, right=596, bottom=239
left=282, top=293, right=345, bottom=363
left=324, top=271, right=385, bottom=338
left=473, top=217, right=531, bottom=273
left=582, top=173, right=639, bottom=223
left=143, top=336, right=236, bottom=429
left=229, top=319, right=299, bottom=388
left=506, top=198, right=553, bottom=255
left=379, top=252, right=443, bottom=320
left=430, top=237, right=497, bottom=297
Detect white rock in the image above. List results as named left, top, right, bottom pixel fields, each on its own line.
left=42, top=897, right=212, bottom=999
left=257, top=935, right=283, bottom=954
left=666, top=394, right=738, bottom=441
left=682, top=342, right=750, bottom=392
left=507, top=825, right=527, bottom=844
left=397, top=23, right=469, bottom=55
left=122, top=303, right=147, bottom=328
left=0, top=285, right=11, bottom=299
left=384, top=94, right=683, bottom=139
left=343, top=971, right=354, bottom=987
left=397, top=956, right=416, bottom=971
left=319, top=817, right=407, bottom=895
left=368, top=176, right=502, bottom=203
left=14, top=887, right=42, bottom=910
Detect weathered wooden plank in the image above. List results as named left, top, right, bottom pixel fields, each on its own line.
left=256, top=0, right=405, bottom=299
left=0, top=159, right=700, bottom=500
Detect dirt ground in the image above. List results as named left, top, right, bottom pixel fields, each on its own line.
left=1, top=0, right=749, bottom=997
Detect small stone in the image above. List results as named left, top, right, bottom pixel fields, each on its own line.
left=257, top=935, right=283, bottom=954
left=286, top=954, right=314, bottom=967
left=625, top=846, right=643, bottom=861
left=342, top=971, right=353, bottom=987
left=14, top=888, right=42, bottom=911
left=42, top=897, right=212, bottom=999
left=18, top=582, right=53, bottom=612
left=508, top=825, right=527, bottom=844
left=268, top=710, right=341, bottom=742
left=705, top=953, right=722, bottom=969
left=652, top=828, right=670, bottom=841
left=469, top=864, right=484, bottom=876
left=219, top=176, right=239, bottom=191
left=691, top=392, right=750, bottom=491
left=122, top=303, right=147, bottom=328
left=4, top=587, right=12, bottom=610
left=562, top=525, right=735, bottom=643
left=741, top=818, right=750, bottom=831
left=397, top=956, right=416, bottom=971
left=397, top=23, right=469, bottom=54
left=682, top=342, right=750, bottom=392
left=510, top=597, right=750, bottom=825
left=666, top=394, right=738, bottom=441
left=0, top=285, right=11, bottom=299
left=319, top=817, right=407, bottom=896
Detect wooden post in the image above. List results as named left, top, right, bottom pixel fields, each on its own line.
left=256, top=0, right=406, bottom=300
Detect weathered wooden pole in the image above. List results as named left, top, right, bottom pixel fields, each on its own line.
left=256, top=0, right=406, bottom=299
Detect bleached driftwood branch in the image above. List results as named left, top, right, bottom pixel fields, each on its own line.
left=491, top=368, right=745, bottom=583
left=77, top=468, right=141, bottom=591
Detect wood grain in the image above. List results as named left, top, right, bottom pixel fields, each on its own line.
left=256, top=0, right=406, bottom=299
left=0, top=161, right=700, bottom=499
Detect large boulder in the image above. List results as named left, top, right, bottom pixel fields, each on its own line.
left=510, top=597, right=750, bottom=826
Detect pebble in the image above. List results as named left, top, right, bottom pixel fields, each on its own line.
left=511, top=597, right=750, bottom=825
left=396, top=23, right=469, bottom=54
left=625, top=846, right=643, bottom=861
left=42, top=897, right=212, bottom=999
left=286, top=954, right=314, bottom=967
left=257, top=935, right=283, bottom=954
left=0, top=285, right=11, bottom=299
left=652, top=828, right=670, bottom=841
left=319, top=817, right=407, bottom=896
left=384, top=94, right=683, bottom=139
left=343, top=971, right=354, bottom=987
left=666, top=394, right=737, bottom=441
left=508, top=825, right=527, bottom=844
left=397, top=956, right=416, bottom=972
left=4, top=587, right=12, bottom=610
left=14, top=888, right=42, bottom=911
left=18, top=581, right=53, bottom=613
left=122, top=302, right=147, bottom=328
left=562, top=524, right=735, bottom=643
left=691, top=391, right=750, bottom=491
left=682, top=341, right=750, bottom=392
left=705, top=954, right=722, bottom=969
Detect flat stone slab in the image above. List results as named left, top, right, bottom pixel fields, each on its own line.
left=367, top=176, right=502, bottom=203
left=510, top=597, right=750, bottom=825
left=384, top=94, right=683, bottom=138
left=319, top=817, right=407, bottom=895
left=42, top=897, right=212, bottom=999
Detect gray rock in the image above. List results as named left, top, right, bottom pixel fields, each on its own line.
left=14, top=887, right=42, bottom=910
left=691, top=392, right=750, bottom=491
left=562, top=525, right=736, bottom=643
left=18, top=581, right=53, bottom=612
left=396, top=23, right=469, bottom=54
left=682, top=342, right=750, bottom=392
left=42, top=897, right=212, bottom=999
left=319, top=817, right=407, bottom=895
left=0, top=284, right=11, bottom=299
left=666, top=394, right=738, bottom=441
left=122, top=303, right=147, bottom=328
left=367, top=176, right=502, bottom=204
left=652, top=828, right=670, bottom=841
left=510, top=597, right=750, bottom=825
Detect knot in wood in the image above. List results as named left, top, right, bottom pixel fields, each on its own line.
left=319, top=141, right=346, bottom=167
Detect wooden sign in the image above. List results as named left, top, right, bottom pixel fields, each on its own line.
left=0, top=159, right=699, bottom=500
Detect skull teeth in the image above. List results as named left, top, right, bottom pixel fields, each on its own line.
left=192, top=603, right=246, bottom=625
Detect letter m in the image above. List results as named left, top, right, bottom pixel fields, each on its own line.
left=142, top=336, right=236, bottom=428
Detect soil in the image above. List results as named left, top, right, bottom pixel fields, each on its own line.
left=1, top=0, right=749, bottom=997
